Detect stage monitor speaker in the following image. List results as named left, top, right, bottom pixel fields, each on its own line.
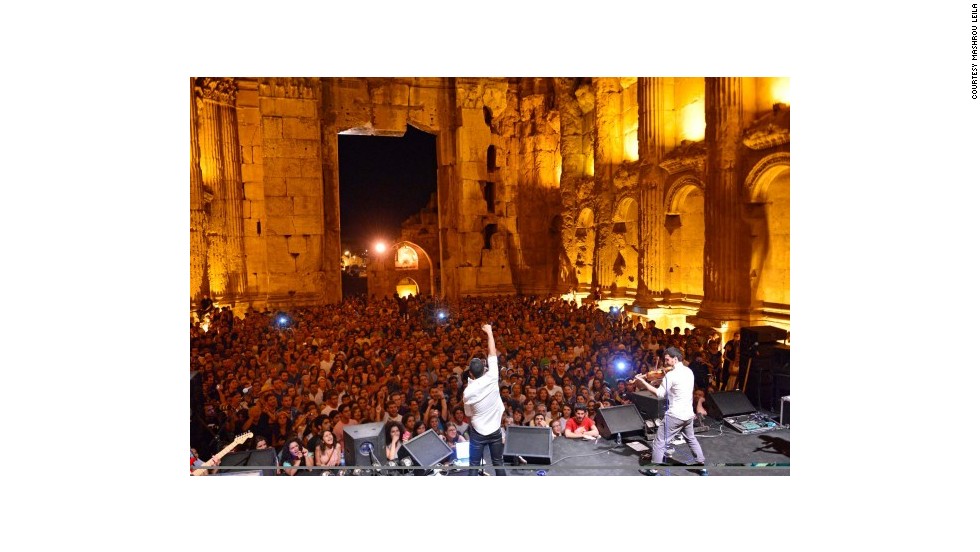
left=706, top=391, right=756, bottom=419
left=628, top=391, right=667, bottom=420
left=343, top=422, right=386, bottom=467
left=402, top=429, right=453, bottom=467
left=594, top=404, right=646, bottom=440
left=503, top=426, right=553, bottom=463
left=741, top=325, right=788, bottom=345
left=217, top=448, right=278, bottom=476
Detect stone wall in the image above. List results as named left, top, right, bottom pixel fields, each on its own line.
left=189, top=76, right=791, bottom=333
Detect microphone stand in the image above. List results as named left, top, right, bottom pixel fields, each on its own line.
left=361, top=442, right=383, bottom=476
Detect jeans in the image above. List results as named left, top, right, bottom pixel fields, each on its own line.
left=652, top=414, right=705, bottom=465
left=468, top=427, right=506, bottom=476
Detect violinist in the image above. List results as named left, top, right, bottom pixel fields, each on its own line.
left=631, top=347, right=707, bottom=476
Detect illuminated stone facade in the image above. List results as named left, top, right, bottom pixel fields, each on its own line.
left=190, top=77, right=789, bottom=332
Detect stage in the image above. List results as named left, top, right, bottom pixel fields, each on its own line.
left=216, top=408, right=790, bottom=477
left=468, top=415, right=790, bottom=476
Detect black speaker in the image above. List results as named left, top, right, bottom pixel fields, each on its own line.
left=741, top=325, right=788, bottom=345
left=772, top=344, right=790, bottom=375
left=628, top=391, right=667, bottom=420
left=343, top=422, right=386, bottom=467
left=503, top=426, right=553, bottom=463
left=705, top=391, right=756, bottom=419
left=217, top=448, right=278, bottom=476
left=594, top=404, right=646, bottom=440
left=741, top=343, right=786, bottom=411
left=402, top=429, right=453, bottom=467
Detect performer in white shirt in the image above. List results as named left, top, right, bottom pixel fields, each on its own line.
left=632, top=346, right=707, bottom=476
left=463, top=324, right=506, bottom=476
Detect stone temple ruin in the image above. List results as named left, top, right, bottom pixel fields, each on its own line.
left=190, top=77, right=789, bottom=334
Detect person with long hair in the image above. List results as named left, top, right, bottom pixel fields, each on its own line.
left=383, top=420, right=408, bottom=462
left=281, top=438, right=311, bottom=476
left=314, top=429, right=342, bottom=475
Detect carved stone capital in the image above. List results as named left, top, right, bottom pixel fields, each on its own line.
left=659, top=140, right=706, bottom=175
left=743, top=103, right=790, bottom=150
left=195, top=77, right=237, bottom=105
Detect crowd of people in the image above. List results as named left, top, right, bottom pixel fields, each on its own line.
left=190, top=294, right=727, bottom=475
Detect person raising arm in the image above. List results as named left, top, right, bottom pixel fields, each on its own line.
left=462, top=324, right=507, bottom=476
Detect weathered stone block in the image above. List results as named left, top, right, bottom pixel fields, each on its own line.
left=286, top=176, right=321, bottom=197
left=259, top=97, right=280, bottom=114
left=409, top=86, right=441, bottom=133
left=266, top=197, right=294, bottom=217
left=239, top=107, right=260, bottom=125
left=241, top=163, right=263, bottom=183
left=268, top=246, right=297, bottom=273
left=457, top=266, right=478, bottom=291
left=266, top=216, right=296, bottom=235
left=239, top=124, right=262, bottom=148
left=535, top=134, right=559, bottom=152
left=292, top=215, right=323, bottom=235
left=461, top=180, right=483, bottom=201
left=262, top=117, right=283, bottom=141
left=286, top=235, right=308, bottom=254
left=461, top=233, right=484, bottom=265
left=477, top=264, right=512, bottom=287
left=244, top=181, right=264, bottom=201
left=292, top=253, right=314, bottom=274
left=280, top=159, right=303, bottom=177
left=283, top=118, right=320, bottom=141
left=282, top=99, right=316, bottom=118
left=237, top=89, right=260, bottom=107
left=293, top=195, right=321, bottom=216
left=244, top=236, right=266, bottom=261
left=265, top=176, right=287, bottom=197
left=301, top=161, right=325, bottom=178
left=459, top=161, right=485, bottom=181
left=390, top=83, right=410, bottom=106
left=282, top=140, right=318, bottom=159
left=374, top=107, right=408, bottom=135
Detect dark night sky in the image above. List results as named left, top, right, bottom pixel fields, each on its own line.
left=338, top=126, right=437, bottom=251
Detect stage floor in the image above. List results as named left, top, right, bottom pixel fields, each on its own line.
left=215, top=410, right=790, bottom=477
left=466, top=413, right=790, bottom=477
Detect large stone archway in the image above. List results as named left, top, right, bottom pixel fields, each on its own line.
left=665, top=177, right=705, bottom=299
left=745, top=154, right=790, bottom=309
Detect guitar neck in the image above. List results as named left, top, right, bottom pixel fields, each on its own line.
left=192, top=432, right=250, bottom=476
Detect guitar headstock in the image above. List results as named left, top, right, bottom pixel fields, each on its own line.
left=234, top=431, right=254, bottom=445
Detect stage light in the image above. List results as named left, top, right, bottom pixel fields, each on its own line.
left=374, top=242, right=387, bottom=254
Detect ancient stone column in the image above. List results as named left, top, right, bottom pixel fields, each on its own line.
left=195, top=77, right=246, bottom=300
left=190, top=78, right=208, bottom=306
left=592, top=78, right=622, bottom=293
left=636, top=77, right=669, bottom=304
left=701, top=77, right=743, bottom=316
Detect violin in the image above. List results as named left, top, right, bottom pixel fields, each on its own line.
left=644, top=365, right=674, bottom=381
left=632, top=365, right=674, bottom=386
